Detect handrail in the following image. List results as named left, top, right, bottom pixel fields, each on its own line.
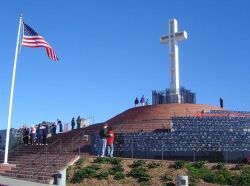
left=34, top=146, right=79, bottom=181
left=31, top=146, right=70, bottom=177
left=16, top=138, right=62, bottom=174
left=71, top=130, right=84, bottom=154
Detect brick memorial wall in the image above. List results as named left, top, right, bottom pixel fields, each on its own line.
left=91, top=116, right=250, bottom=161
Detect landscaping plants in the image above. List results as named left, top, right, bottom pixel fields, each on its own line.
left=128, top=166, right=151, bottom=182
left=114, top=171, right=126, bottom=180
left=173, top=160, right=185, bottom=169
left=131, top=159, right=147, bottom=168
left=147, top=161, right=160, bottom=169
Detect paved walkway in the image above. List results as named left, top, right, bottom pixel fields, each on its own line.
left=0, top=176, right=50, bottom=186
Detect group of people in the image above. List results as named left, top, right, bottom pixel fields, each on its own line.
left=134, top=95, right=149, bottom=107
left=98, top=123, right=115, bottom=158
left=71, top=116, right=81, bottom=130
left=21, top=123, right=50, bottom=145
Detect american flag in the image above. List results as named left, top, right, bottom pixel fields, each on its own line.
left=22, top=22, right=59, bottom=61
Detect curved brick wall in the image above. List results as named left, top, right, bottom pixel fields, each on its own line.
left=85, top=104, right=223, bottom=133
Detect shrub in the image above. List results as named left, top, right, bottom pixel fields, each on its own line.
left=203, top=172, right=215, bottom=183
left=147, top=161, right=160, bottom=169
left=114, top=171, right=126, bottom=180
left=173, top=160, right=185, bottom=169
left=138, top=176, right=151, bottom=182
left=113, top=164, right=124, bottom=172
left=72, top=167, right=97, bottom=183
left=75, top=157, right=85, bottom=169
left=214, top=173, right=227, bottom=185
left=233, top=163, right=244, bottom=170
left=186, top=163, right=214, bottom=185
left=164, top=182, right=175, bottom=186
left=239, top=167, right=250, bottom=185
left=193, top=161, right=207, bottom=169
left=108, top=164, right=125, bottom=175
left=86, top=163, right=101, bottom=170
left=161, top=174, right=173, bottom=182
left=128, top=166, right=151, bottom=182
left=66, top=165, right=72, bottom=183
left=95, top=170, right=109, bottom=180
left=206, top=169, right=234, bottom=185
left=128, top=167, right=148, bottom=178
left=131, top=160, right=147, bottom=168
left=110, top=157, right=122, bottom=165
left=93, top=157, right=110, bottom=164
left=214, top=162, right=225, bottom=170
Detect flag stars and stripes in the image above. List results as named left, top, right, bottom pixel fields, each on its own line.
left=22, top=22, right=59, bottom=61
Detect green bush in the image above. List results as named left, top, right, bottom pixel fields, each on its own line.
left=228, top=175, right=241, bottom=186
left=161, top=174, right=173, bottom=182
left=203, top=172, right=215, bottom=183
left=128, top=167, right=147, bottom=178
left=173, top=160, right=185, bottom=169
left=108, top=164, right=125, bottom=175
left=66, top=165, right=72, bottom=183
left=186, top=163, right=214, bottom=185
left=93, top=157, right=110, bottom=164
left=233, top=163, right=244, bottom=170
left=75, top=157, right=85, bottom=169
left=95, top=170, right=109, bottom=180
left=164, top=182, right=175, bottom=186
left=239, top=167, right=250, bottom=185
left=131, top=160, right=147, bottom=168
left=147, top=161, right=160, bottom=169
left=113, top=164, right=124, bottom=172
left=128, top=166, right=151, bottom=182
left=138, top=176, right=151, bottom=182
left=114, top=171, right=126, bottom=180
left=193, top=161, right=207, bottom=169
left=214, top=162, right=225, bottom=170
left=203, top=168, right=236, bottom=185
left=214, top=173, right=227, bottom=185
left=110, top=157, right=122, bottom=165
left=72, top=167, right=97, bottom=183
left=86, top=163, right=101, bottom=170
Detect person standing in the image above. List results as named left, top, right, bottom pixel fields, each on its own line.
left=71, top=117, right=75, bottom=130
left=30, top=126, right=36, bottom=145
left=134, top=97, right=139, bottom=107
left=140, top=95, right=145, bottom=106
left=0, top=134, right=2, bottom=151
left=99, top=123, right=108, bottom=157
left=77, top=116, right=81, bottom=129
left=220, top=97, right=224, bottom=108
left=107, top=127, right=115, bottom=158
left=57, top=119, right=63, bottom=133
left=52, top=122, right=57, bottom=135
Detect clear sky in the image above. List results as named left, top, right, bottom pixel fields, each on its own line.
left=0, top=0, right=250, bottom=130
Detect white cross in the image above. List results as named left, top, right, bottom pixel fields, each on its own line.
left=160, top=19, right=187, bottom=103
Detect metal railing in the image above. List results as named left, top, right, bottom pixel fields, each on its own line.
left=71, top=130, right=85, bottom=155
left=16, top=138, right=62, bottom=174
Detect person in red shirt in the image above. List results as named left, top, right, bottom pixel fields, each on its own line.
left=107, top=127, right=115, bottom=158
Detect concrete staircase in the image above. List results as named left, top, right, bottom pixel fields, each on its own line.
left=0, top=128, right=89, bottom=184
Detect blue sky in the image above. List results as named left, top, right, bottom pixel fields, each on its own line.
left=0, top=0, right=250, bottom=129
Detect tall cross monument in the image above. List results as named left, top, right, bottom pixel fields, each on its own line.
left=160, top=19, right=187, bottom=103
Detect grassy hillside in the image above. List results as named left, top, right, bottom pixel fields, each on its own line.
left=66, top=156, right=250, bottom=186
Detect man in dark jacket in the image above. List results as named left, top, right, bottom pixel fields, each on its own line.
left=99, top=123, right=108, bottom=157
left=71, top=117, right=75, bottom=130
left=76, top=116, right=81, bottom=129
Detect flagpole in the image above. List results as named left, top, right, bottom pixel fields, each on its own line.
left=4, top=15, right=23, bottom=164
